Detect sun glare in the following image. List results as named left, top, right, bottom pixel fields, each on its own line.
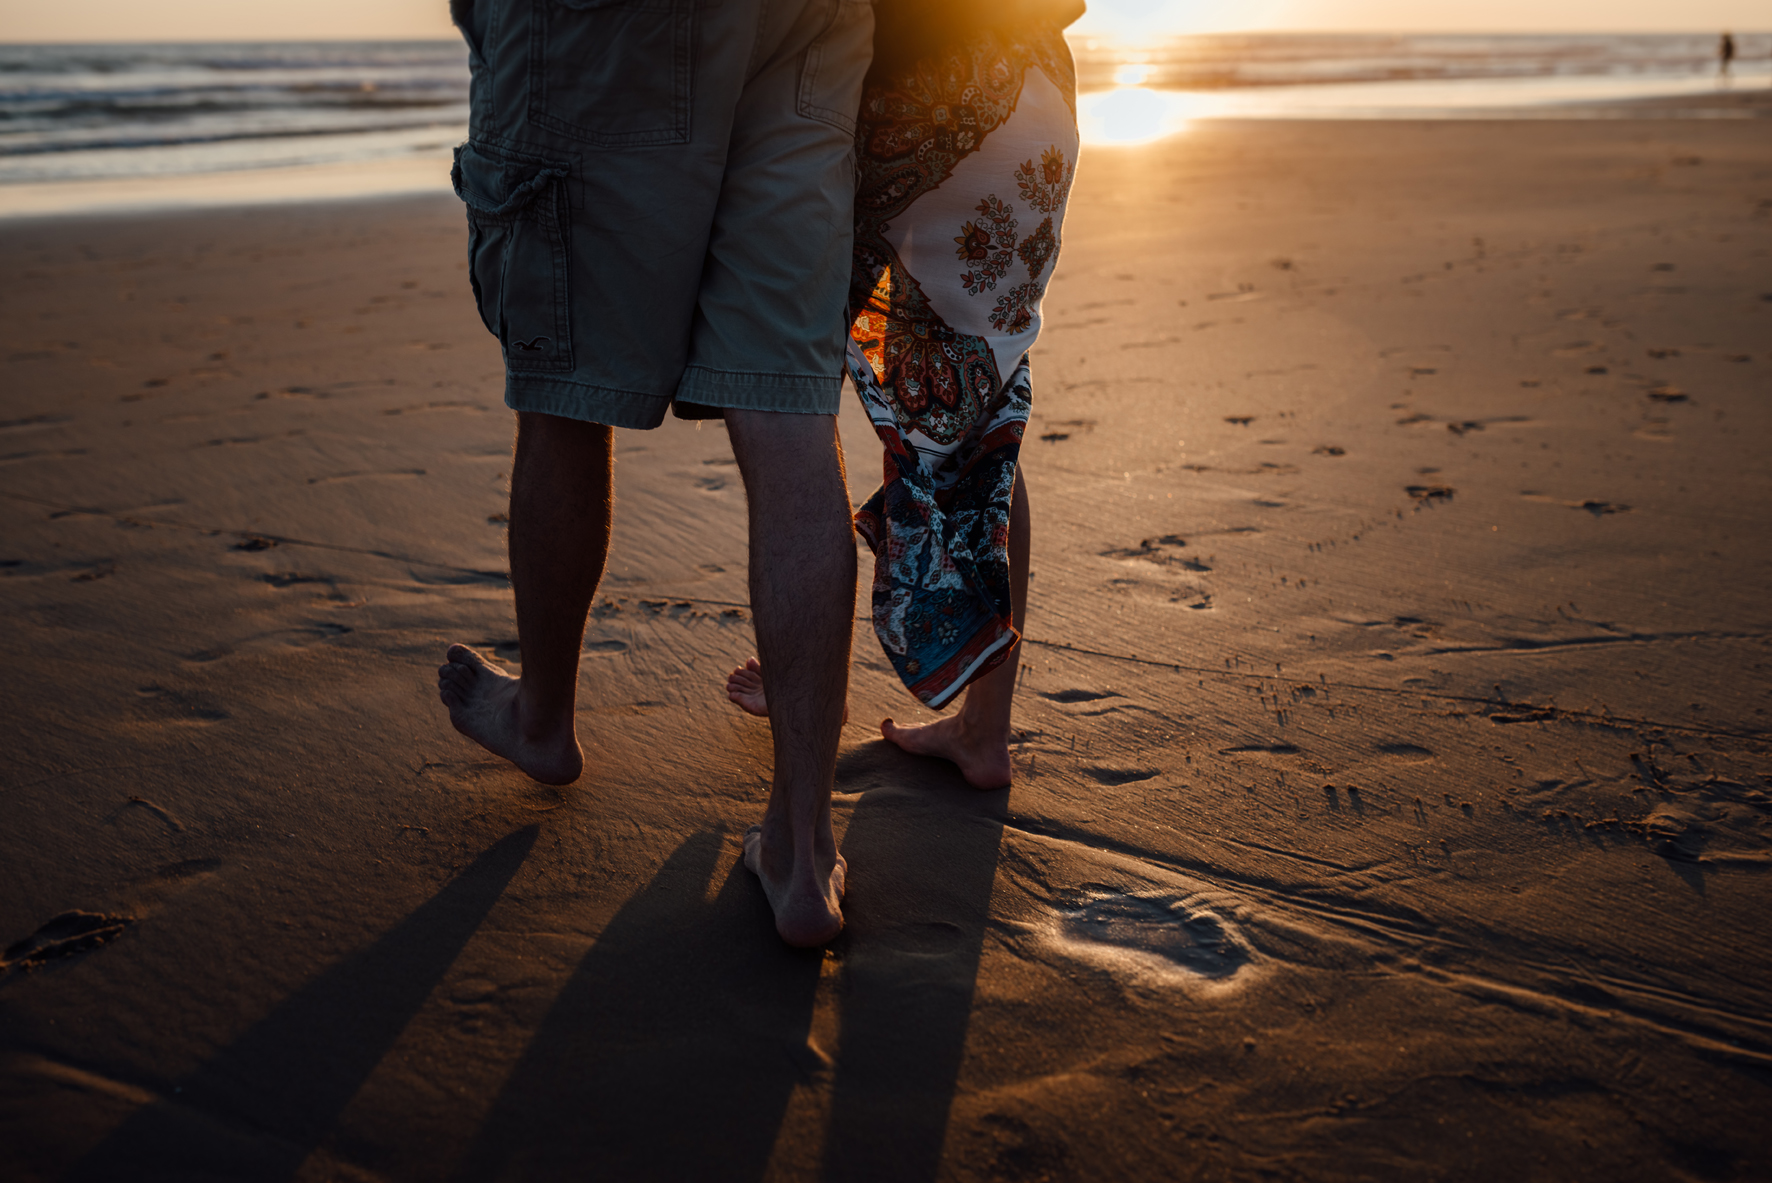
left=1071, top=0, right=1284, bottom=43
left=1072, top=0, right=1287, bottom=143
left=1078, top=87, right=1188, bottom=146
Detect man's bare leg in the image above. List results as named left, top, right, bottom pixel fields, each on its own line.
left=726, top=466, right=1030, bottom=790
left=726, top=409, right=855, bottom=947
left=880, top=466, right=1030, bottom=790
left=438, top=412, right=613, bottom=785
left=727, top=656, right=849, bottom=723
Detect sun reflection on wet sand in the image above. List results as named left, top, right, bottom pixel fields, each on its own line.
left=1077, top=70, right=1766, bottom=148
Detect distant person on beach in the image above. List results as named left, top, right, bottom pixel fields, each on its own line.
left=1719, top=31, right=1735, bottom=77
left=437, top=0, right=871, bottom=946
left=725, top=0, right=1085, bottom=791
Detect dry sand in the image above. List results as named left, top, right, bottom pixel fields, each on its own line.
left=2, top=118, right=1769, bottom=1181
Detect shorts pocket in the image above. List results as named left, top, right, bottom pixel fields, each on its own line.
left=529, top=0, right=692, bottom=147
left=797, top=0, right=873, bottom=134
left=453, top=142, right=575, bottom=374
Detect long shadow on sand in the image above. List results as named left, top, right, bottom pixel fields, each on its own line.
left=65, top=824, right=539, bottom=1183
left=820, top=740, right=1009, bottom=1182
left=450, top=829, right=824, bottom=1182
left=450, top=743, right=1006, bottom=1183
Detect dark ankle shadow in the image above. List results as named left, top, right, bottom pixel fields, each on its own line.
left=450, top=829, right=822, bottom=1183
left=65, top=825, right=540, bottom=1183
left=823, top=740, right=1009, bottom=1182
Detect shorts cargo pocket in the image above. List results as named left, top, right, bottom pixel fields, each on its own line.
left=453, top=143, right=574, bottom=374
left=798, top=0, right=873, bottom=133
left=530, top=0, right=692, bottom=147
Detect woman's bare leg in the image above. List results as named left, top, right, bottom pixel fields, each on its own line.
left=879, top=465, right=1030, bottom=789
left=726, top=466, right=1030, bottom=789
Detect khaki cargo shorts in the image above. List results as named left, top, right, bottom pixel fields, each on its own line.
left=451, top=0, right=874, bottom=429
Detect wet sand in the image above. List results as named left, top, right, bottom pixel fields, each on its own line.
left=2, top=118, right=1769, bottom=1181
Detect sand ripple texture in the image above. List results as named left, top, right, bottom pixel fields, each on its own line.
left=1, top=118, right=1770, bottom=1181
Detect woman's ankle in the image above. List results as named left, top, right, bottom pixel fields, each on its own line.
left=955, top=700, right=1013, bottom=747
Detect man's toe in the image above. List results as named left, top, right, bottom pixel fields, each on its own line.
left=445, top=643, right=490, bottom=670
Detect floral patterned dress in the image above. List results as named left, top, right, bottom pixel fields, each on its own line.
left=846, top=24, right=1078, bottom=708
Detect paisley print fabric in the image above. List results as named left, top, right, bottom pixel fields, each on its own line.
left=848, top=25, right=1078, bottom=708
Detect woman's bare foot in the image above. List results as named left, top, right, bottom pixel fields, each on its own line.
left=726, top=657, right=847, bottom=722
left=881, top=714, right=1013, bottom=790
left=743, top=823, right=845, bottom=947
left=437, top=644, right=583, bottom=785
left=726, top=656, right=768, bottom=717
left=730, top=660, right=1007, bottom=786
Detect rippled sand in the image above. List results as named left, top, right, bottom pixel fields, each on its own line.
left=2, top=117, right=1769, bottom=1180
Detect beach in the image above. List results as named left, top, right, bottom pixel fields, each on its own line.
left=2, top=115, right=1769, bottom=1180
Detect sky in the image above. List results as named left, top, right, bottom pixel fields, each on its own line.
left=0, top=0, right=1764, bottom=42
left=1074, top=0, right=1767, bottom=38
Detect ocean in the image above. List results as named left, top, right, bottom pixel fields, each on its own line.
left=0, top=33, right=1762, bottom=202
left=0, top=41, right=470, bottom=185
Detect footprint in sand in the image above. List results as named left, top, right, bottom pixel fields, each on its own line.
left=408, top=567, right=510, bottom=587
left=307, top=469, right=426, bottom=485
left=1102, top=542, right=1211, bottom=573
left=135, top=684, right=229, bottom=723
left=0, top=448, right=88, bottom=466
left=382, top=401, right=486, bottom=416
left=183, top=622, right=352, bottom=663
left=1082, top=766, right=1162, bottom=786
left=1055, top=893, right=1250, bottom=981
left=1040, top=689, right=1122, bottom=704
left=1519, top=492, right=1630, bottom=515
left=1406, top=484, right=1454, bottom=502
left=0, top=414, right=73, bottom=435
left=1220, top=742, right=1302, bottom=756
left=1, top=911, right=134, bottom=972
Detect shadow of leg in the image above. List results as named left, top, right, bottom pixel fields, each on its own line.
left=821, top=747, right=1009, bottom=1182
left=451, top=830, right=822, bottom=1182
left=66, top=825, right=541, bottom=1183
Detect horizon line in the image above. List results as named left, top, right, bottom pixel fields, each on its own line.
left=1, top=27, right=1767, bottom=47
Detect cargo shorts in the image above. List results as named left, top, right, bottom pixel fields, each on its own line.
left=450, top=0, right=874, bottom=429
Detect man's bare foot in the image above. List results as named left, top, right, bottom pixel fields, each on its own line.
left=437, top=644, right=583, bottom=785
left=743, top=823, right=845, bottom=947
left=725, top=656, right=847, bottom=722
left=881, top=714, right=1013, bottom=790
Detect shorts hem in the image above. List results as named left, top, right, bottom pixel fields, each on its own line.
left=505, top=376, right=670, bottom=430
left=675, top=365, right=842, bottom=414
